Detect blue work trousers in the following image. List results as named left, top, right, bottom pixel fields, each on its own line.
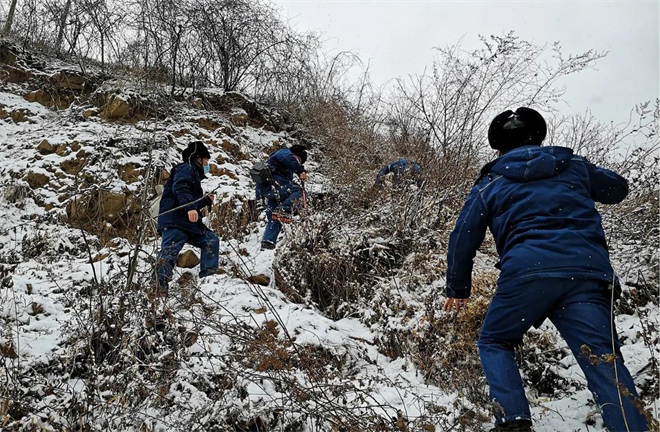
left=257, top=183, right=302, bottom=245
left=155, top=227, right=219, bottom=288
left=478, top=278, right=648, bottom=431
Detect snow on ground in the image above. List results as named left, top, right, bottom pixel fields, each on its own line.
left=0, top=89, right=461, bottom=430
left=0, top=85, right=657, bottom=432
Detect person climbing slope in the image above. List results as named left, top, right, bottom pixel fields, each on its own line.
left=255, top=144, right=308, bottom=250
left=443, top=107, right=649, bottom=432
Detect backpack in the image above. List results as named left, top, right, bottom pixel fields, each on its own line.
left=148, top=184, right=164, bottom=219
left=250, top=160, right=273, bottom=185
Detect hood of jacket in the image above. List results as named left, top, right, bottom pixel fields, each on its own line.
left=488, top=145, right=574, bottom=182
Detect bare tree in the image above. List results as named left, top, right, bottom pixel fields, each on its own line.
left=75, top=0, right=125, bottom=73
left=547, top=100, right=660, bottom=173
left=386, top=32, right=607, bottom=173
left=55, top=0, right=73, bottom=54
left=5, top=0, right=331, bottom=105
left=189, top=0, right=305, bottom=92
left=1, top=0, right=18, bottom=36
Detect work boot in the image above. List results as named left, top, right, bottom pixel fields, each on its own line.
left=199, top=268, right=222, bottom=278
left=490, top=420, right=532, bottom=432
left=271, top=208, right=293, bottom=224
left=261, top=240, right=276, bottom=250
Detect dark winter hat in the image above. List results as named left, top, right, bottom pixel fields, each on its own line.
left=290, top=144, right=308, bottom=164
left=488, top=107, right=547, bottom=152
left=182, top=140, right=211, bottom=163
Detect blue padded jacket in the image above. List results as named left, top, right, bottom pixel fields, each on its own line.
left=446, top=145, right=628, bottom=298
left=267, top=148, right=305, bottom=185
left=157, top=163, right=212, bottom=235
left=376, top=159, right=421, bottom=184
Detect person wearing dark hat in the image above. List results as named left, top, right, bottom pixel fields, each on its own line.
left=442, top=108, right=648, bottom=431
left=256, top=144, right=308, bottom=250
left=154, top=141, right=219, bottom=295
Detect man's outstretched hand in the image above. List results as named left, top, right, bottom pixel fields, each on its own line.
left=443, top=297, right=469, bottom=313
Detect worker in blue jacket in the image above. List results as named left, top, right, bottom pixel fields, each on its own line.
left=256, top=145, right=308, bottom=250
left=375, top=159, right=422, bottom=187
left=155, top=141, right=219, bottom=295
left=443, top=108, right=648, bottom=432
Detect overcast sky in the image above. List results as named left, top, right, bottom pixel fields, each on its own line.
left=274, top=0, right=659, bottom=126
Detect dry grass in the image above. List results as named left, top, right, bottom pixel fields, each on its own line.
left=208, top=196, right=260, bottom=240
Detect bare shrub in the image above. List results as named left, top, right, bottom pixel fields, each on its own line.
left=275, top=210, right=387, bottom=320
left=208, top=196, right=259, bottom=241
left=387, top=33, right=606, bottom=171
left=66, top=188, right=143, bottom=244
left=5, top=0, right=335, bottom=111
left=3, top=184, right=32, bottom=205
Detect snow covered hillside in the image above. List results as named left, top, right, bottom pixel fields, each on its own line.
left=0, top=41, right=658, bottom=432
